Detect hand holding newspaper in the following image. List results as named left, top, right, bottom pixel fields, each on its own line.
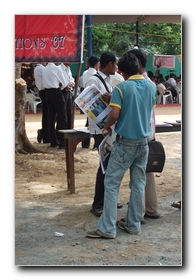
left=74, top=84, right=112, bottom=130
left=75, top=84, right=116, bottom=173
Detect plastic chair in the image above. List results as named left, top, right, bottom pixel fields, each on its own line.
left=178, top=94, right=181, bottom=104
left=157, top=84, right=172, bottom=104
left=175, top=83, right=181, bottom=103
left=26, top=93, right=42, bottom=114
left=156, top=94, right=162, bottom=104
left=162, top=90, right=173, bottom=105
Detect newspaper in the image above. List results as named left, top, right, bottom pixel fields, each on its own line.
left=98, top=128, right=116, bottom=174
left=75, top=83, right=116, bottom=173
left=74, top=84, right=112, bottom=130
left=74, top=127, right=90, bottom=133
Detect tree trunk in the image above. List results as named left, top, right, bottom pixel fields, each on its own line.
left=15, top=63, right=43, bottom=154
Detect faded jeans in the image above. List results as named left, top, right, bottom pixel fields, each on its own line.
left=98, top=136, right=148, bottom=236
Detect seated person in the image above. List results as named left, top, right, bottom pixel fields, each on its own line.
left=157, top=77, right=169, bottom=95
left=166, top=73, right=178, bottom=103
left=157, top=77, right=172, bottom=103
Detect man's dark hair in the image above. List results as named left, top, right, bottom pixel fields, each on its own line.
left=147, top=70, right=154, bottom=79
left=100, top=51, right=116, bottom=68
left=118, top=51, right=139, bottom=77
left=128, top=48, right=147, bottom=68
left=88, top=55, right=100, bottom=68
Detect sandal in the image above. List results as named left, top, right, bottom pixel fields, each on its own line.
left=117, top=203, right=123, bottom=209
left=144, top=213, right=161, bottom=219
left=171, top=200, right=181, bottom=209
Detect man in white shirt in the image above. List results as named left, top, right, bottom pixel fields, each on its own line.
left=58, top=62, right=75, bottom=129
left=34, top=62, right=50, bottom=143
left=157, top=78, right=172, bottom=104
left=42, top=62, right=67, bottom=148
left=85, top=51, right=119, bottom=217
left=81, top=55, right=100, bottom=148
left=83, top=55, right=100, bottom=87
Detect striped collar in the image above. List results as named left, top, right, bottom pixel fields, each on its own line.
left=128, top=74, right=144, bottom=80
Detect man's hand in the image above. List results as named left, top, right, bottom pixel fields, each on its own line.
left=102, top=127, right=112, bottom=136
left=65, top=82, right=74, bottom=91
left=102, top=92, right=111, bottom=104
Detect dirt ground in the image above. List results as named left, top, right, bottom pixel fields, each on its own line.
left=15, top=105, right=182, bottom=266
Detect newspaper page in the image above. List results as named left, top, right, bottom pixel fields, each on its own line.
left=74, top=84, right=112, bottom=130
left=98, top=128, right=116, bottom=174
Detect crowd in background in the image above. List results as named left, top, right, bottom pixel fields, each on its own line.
left=147, top=69, right=181, bottom=104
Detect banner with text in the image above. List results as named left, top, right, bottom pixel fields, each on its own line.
left=15, top=15, right=84, bottom=62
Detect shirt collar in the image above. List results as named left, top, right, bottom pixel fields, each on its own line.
left=97, top=70, right=108, bottom=80
left=128, top=74, right=144, bottom=80
left=87, top=68, right=97, bottom=74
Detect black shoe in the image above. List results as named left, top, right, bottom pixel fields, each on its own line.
left=144, top=213, right=161, bottom=219
left=117, top=203, right=123, bottom=209
left=90, top=208, right=103, bottom=217
left=43, top=140, right=50, bottom=144
left=82, top=138, right=90, bottom=148
left=50, top=143, right=59, bottom=147
left=171, top=201, right=181, bottom=209
left=59, top=145, right=65, bottom=149
left=141, top=219, right=148, bottom=225
left=37, top=129, right=43, bottom=143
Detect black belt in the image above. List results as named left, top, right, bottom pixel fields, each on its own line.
left=116, top=134, right=147, bottom=141
left=45, top=88, right=60, bottom=90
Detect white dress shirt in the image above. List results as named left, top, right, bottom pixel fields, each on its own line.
left=85, top=70, right=113, bottom=94
left=157, top=83, right=167, bottom=96
left=110, top=71, right=124, bottom=88
left=79, top=75, right=84, bottom=88
left=58, top=63, right=75, bottom=86
left=42, top=63, right=67, bottom=89
left=82, top=67, right=97, bottom=87
left=34, top=64, right=45, bottom=90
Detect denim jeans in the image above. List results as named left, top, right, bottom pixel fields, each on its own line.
left=97, top=136, right=148, bottom=236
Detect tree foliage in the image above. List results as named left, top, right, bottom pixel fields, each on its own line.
left=83, top=23, right=181, bottom=57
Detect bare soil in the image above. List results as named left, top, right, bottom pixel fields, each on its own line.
left=15, top=105, right=182, bottom=266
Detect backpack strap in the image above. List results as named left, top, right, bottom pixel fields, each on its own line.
left=94, top=72, right=110, bottom=93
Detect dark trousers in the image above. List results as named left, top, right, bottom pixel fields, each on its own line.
left=46, top=88, right=67, bottom=146
left=63, top=91, right=74, bottom=129
left=56, top=91, right=73, bottom=141
left=170, top=87, right=178, bottom=98
left=92, top=134, right=105, bottom=210
left=39, top=90, right=50, bottom=143
left=62, top=90, right=74, bottom=129
left=81, top=118, right=90, bottom=148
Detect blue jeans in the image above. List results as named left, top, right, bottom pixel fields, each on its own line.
left=97, top=136, right=148, bottom=236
